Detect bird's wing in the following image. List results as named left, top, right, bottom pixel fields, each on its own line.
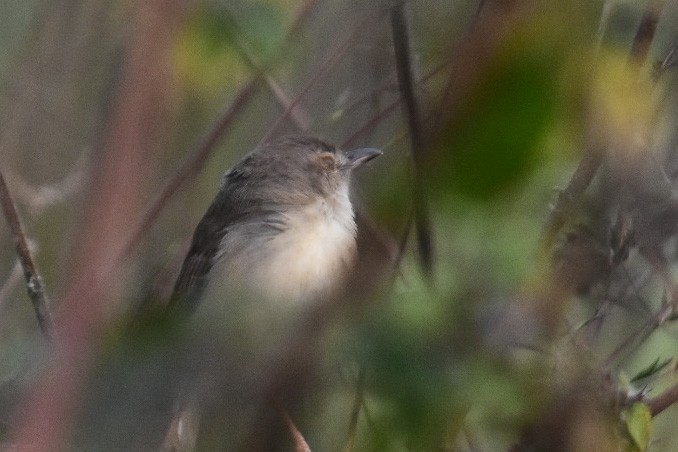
left=168, top=192, right=235, bottom=314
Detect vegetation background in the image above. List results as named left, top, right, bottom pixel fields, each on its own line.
left=1, top=0, right=678, bottom=450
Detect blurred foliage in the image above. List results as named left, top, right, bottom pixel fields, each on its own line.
left=174, top=1, right=287, bottom=100
left=624, top=402, right=652, bottom=452
left=2, top=0, right=678, bottom=451
left=437, top=22, right=564, bottom=199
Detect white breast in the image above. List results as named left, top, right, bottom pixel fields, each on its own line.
left=211, top=183, right=357, bottom=304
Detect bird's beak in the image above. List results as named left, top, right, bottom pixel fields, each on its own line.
left=344, top=147, right=382, bottom=167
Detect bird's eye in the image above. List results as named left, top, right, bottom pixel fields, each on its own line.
left=314, top=152, right=336, bottom=172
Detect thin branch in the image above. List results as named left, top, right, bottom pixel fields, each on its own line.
left=2, top=148, right=87, bottom=214
left=603, top=299, right=673, bottom=369
left=279, top=408, right=312, bottom=452
left=224, top=13, right=311, bottom=131
left=594, top=0, right=615, bottom=51
left=540, top=149, right=604, bottom=252
left=263, top=74, right=311, bottom=131
left=390, top=2, right=434, bottom=277
left=160, top=404, right=199, bottom=452
left=341, top=99, right=400, bottom=149
left=119, top=0, right=322, bottom=261
left=629, top=0, right=665, bottom=67
left=647, top=379, right=678, bottom=416
left=258, top=8, right=384, bottom=146
left=119, top=78, right=259, bottom=260
left=287, top=0, right=319, bottom=38
left=339, top=56, right=453, bottom=119
left=0, top=171, right=53, bottom=338
left=11, top=1, right=186, bottom=449
left=340, top=56, right=453, bottom=149
left=542, top=0, right=665, bottom=253
left=593, top=0, right=672, bottom=365
left=652, top=45, right=678, bottom=81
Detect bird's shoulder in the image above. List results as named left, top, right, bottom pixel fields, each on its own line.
left=169, top=175, right=250, bottom=312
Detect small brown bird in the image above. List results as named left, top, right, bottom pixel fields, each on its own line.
left=162, top=136, right=382, bottom=451
left=170, top=135, right=382, bottom=313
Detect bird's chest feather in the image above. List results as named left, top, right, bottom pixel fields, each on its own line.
left=265, top=198, right=356, bottom=299
left=215, top=192, right=357, bottom=303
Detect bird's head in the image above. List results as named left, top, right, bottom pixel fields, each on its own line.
left=230, top=136, right=382, bottom=206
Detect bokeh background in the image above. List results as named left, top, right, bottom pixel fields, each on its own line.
left=2, top=0, right=678, bottom=450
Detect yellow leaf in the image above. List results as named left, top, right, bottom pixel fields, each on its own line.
left=623, top=402, right=652, bottom=452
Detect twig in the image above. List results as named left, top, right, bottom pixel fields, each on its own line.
left=263, top=75, right=311, bottom=131
left=337, top=55, right=454, bottom=122
left=340, top=56, right=454, bottom=149
left=341, top=99, right=400, bottom=149
left=119, top=78, right=259, bottom=260
left=270, top=396, right=312, bottom=452
left=603, top=299, right=673, bottom=369
left=652, top=45, right=678, bottom=81
left=287, top=0, right=319, bottom=37
left=390, top=2, right=434, bottom=277
left=594, top=0, right=616, bottom=51
left=160, top=403, right=199, bottom=452
left=11, top=1, right=186, bottom=449
left=120, top=0, right=322, bottom=261
left=542, top=0, right=665, bottom=252
left=0, top=171, right=53, bottom=338
left=595, top=0, right=670, bottom=370
left=279, top=408, right=312, bottom=452
left=223, top=13, right=311, bottom=131
left=541, top=150, right=604, bottom=252
left=258, top=8, right=384, bottom=146
left=629, top=0, right=665, bottom=67
left=647, top=379, right=678, bottom=416
left=3, top=148, right=87, bottom=214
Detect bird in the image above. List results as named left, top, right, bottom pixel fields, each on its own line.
left=169, top=135, right=382, bottom=314
left=161, top=135, right=382, bottom=451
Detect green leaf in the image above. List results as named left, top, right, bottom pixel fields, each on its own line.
left=174, top=9, right=248, bottom=97
left=432, top=21, right=566, bottom=200
left=631, top=357, right=672, bottom=383
left=623, top=402, right=652, bottom=452
left=173, top=2, right=285, bottom=99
